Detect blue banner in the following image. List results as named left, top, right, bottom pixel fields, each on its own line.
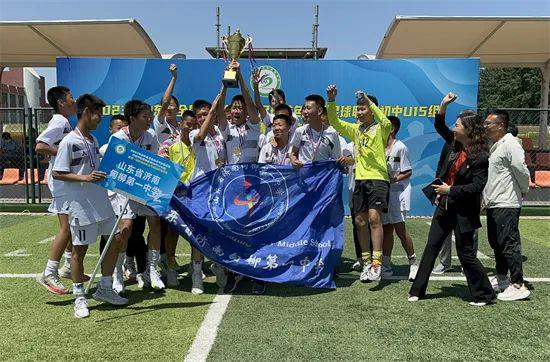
left=98, top=137, right=183, bottom=214
left=161, top=161, right=344, bottom=289
left=57, top=57, right=480, bottom=215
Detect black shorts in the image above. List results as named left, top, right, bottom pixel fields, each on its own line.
left=352, top=180, right=389, bottom=214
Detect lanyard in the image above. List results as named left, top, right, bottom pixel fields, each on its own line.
left=178, top=141, right=193, bottom=165
left=207, top=131, right=223, bottom=161
left=274, top=143, right=290, bottom=165
left=236, top=123, right=247, bottom=149
left=307, top=125, right=325, bottom=160
left=123, top=126, right=144, bottom=148
left=74, top=128, right=96, bottom=170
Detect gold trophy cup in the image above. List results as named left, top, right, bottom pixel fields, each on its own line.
left=221, top=29, right=252, bottom=88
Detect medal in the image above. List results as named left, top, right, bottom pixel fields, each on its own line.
left=215, top=158, right=223, bottom=167
left=233, top=146, right=241, bottom=155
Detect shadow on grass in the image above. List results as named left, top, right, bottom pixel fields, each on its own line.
left=93, top=301, right=212, bottom=322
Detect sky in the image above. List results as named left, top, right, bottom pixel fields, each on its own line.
left=1, top=0, right=549, bottom=90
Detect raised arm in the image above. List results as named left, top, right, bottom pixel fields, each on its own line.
left=237, top=64, right=261, bottom=124
left=216, top=85, right=228, bottom=131
left=326, top=84, right=357, bottom=140
left=435, top=92, right=457, bottom=145
left=251, top=68, right=268, bottom=120
left=194, top=86, right=224, bottom=143
left=158, top=64, right=178, bottom=122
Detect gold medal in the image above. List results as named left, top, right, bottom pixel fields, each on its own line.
left=233, top=146, right=241, bottom=155
left=215, top=158, right=223, bottom=167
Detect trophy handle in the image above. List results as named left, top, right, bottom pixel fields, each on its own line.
left=240, top=35, right=253, bottom=57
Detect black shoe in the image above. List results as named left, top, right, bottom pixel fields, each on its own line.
left=252, top=280, right=266, bottom=295
left=223, top=272, right=243, bottom=294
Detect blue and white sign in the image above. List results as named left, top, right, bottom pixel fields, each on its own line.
left=98, top=137, right=183, bottom=214
left=163, top=161, right=344, bottom=289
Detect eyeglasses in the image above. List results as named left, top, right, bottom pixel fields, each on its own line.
left=483, top=121, right=499, bottom=127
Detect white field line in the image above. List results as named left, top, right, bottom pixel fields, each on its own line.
left=3, top=249, right=30, bottom=257
left=337, top=274, right=550, bottom=283
left=184, top=291, right=232, bottom=362
left=37, top=236, right=55, bottom=244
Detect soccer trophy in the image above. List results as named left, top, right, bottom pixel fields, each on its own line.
left=221, top=29, right=252, bottom=88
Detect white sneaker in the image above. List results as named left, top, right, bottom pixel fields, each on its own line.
left=408, top=264, right=419, bottom=282
left=408, top=296, right=419, bottom=302
left=367, top=263, right=382, bottom=282
left=490, top=275, right=511, bottom=292
left=469, top=301, right=488, bottom=307
left=36, top=272, right=69, bottom=295
left=497, top=284, right=530, bottom=301
left=381, top=264, right=393, bottom=278
left=359, top=264, right=371, bottom=282
left=351, top=259, right=363, bottom=272
left=210, top=263, right=227, bottom=288
left=58, top=264, right=72, bottom=279
left=92, top=287, right=129, bottom=305
left=113, top=269, right=125, bottom=294
left=167, top=269, right=179, bottom=288
left=74, top=297, right=89, bottom=318
left=150, top=268, right=165, bottom=290
left=136, top=270, right=151, bottom=289
left=191, top=267, right=204, bottom=295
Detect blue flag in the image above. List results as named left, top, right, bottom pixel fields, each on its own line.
left=162, top=161, right=344, bottom=289
left=98, top=137, right=184, bottom=214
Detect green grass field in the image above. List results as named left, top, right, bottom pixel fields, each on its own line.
left=1, top=214, right=549, bottom=361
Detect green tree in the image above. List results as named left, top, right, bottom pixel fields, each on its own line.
left=478, top=67, right=542, bottom=109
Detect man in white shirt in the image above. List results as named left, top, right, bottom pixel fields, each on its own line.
left=35, top=86, right=81, bottom=295
left=111, top=100, right=165, bottom=291
left=53, top=94, right=128, bottom=318
left=188, top=88, right=228, bottom=294
left=381, top=116, right=418, bottom=281
left=290, top=94, right=342, bottom=167
left=483, top=110, right=531, bottom=301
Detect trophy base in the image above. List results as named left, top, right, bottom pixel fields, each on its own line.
left=222, top=70, right=238, bottom=88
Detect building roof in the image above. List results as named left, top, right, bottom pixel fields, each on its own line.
left=205, top=47, right=327, bottom=59
left=0, top=19, right=161, bottom=67
left=376, top=16, right=550, bottom=67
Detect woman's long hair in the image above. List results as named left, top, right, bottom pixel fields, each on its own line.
left=454, top=110, right=488, bottom=155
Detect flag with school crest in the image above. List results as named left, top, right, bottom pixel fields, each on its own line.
left=163, top=161, right=344, bottom=289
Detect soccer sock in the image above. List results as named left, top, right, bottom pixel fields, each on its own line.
left=100, top=276, right=113, bottom=289
left=63, top=251, right=72, bottom=268
left=361, top=252, right=372, bottom=265
left=192, top=260, right=203, bottom=273
left=44, top=260, right=59, bottom=277
left=73, top=283, right=85, bottom=298
left=116, top=252, right=125, bottom=275
left=372, top=251, right=383, bottom=266
left=408, top=253, right=417, bottom=265
left=382, top=255, right=391, bottom=268
left=149, top=249, right=160, bottom=271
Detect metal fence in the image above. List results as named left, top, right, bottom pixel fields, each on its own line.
left=0, top=107, right=53, bottom=203
left=0, top=107, right=549, bottom=205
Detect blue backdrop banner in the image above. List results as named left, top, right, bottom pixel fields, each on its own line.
left=57, top=57, right=480, bottom=215
left=162, top=161, right=344, bottom=289
left=98, top=137, right=183, bottom=214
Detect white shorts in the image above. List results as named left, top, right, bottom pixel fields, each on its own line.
left=128, top=200, right=157, bottom=217
left=71, top=216, right=117, bottom=246
left=48, top=197, right=69, bottom=215
left=110, top=193, right=134, bottom=220
left=382, top=209, right=407, bottom=225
